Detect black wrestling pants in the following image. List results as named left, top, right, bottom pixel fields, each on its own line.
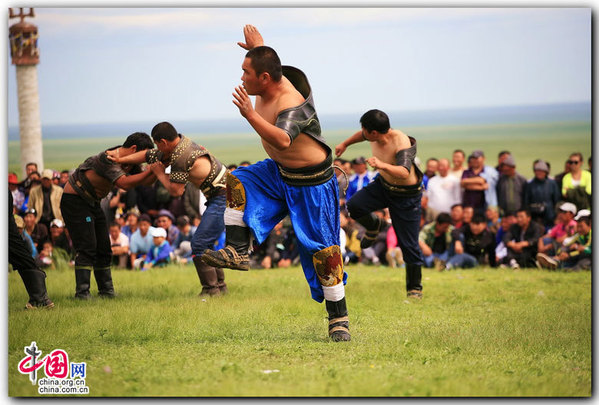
left=60, top=193, right=112, bottom=269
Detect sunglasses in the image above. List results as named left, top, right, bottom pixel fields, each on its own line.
left=567, top=160, right=580, bottom=165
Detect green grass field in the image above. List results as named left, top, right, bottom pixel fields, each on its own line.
left=8, top=263, right=591, bottom=397
left=8, top=120, right=591, bottom=178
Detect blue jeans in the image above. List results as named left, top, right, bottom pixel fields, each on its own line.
left=423, top=250, right=449, bottom=268
left=191, top=193, right=226, bottom=256
left=447, top=253, right=478, bottom=269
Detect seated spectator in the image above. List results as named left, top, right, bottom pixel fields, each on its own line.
left=49, top=219, right=73, bottom=259
left=494, top=211, right=516, bottom=263
left=23, top=208, right=48, bottom=251
left=561, top=152, right=592, bottom=210
left=385, top=226, right=404, bottom=268
left=260, top=220, right=299, bottom=269
left=156, top=209, right=179, bottom=247
left=462, top=206, right=474, bottom=228
left=109, top=222, right=130, bottom=268
left=14, top=214, right=37, bottom=258
left=121, top=211, right=140, bottom=239
left=340, top=211, right=361, bottom=264
left=537, top=202, right=577, bottom=257
left=524, top=159, right=560, bottom=229
left=130, top=214, right=155, bottom=269
left=9, top=173, right=25, bottom=214
left=537, top=215, right=591, bottom=271
left=142, top=227, right=173, bottom=270
left=59, top=170, right=69, bottom=188
left=419, top=212, right=454, bottom=270
left=173, top=215, right=194, bottom=264
left=450, top=203, right=464, bottom=228
left=361, top=210, right=390, bottom=266
left=36, top=241, right=54, bottom=269
left=485, top=205, right=501, bottom=234
left=501, top=209, right=544, bottom=269
left=445, top=213, right=496, bottom=270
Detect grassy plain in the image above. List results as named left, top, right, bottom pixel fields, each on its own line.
left=8, top=263, right=591, bottom=397
left=8, top=120, right=592, bottom=178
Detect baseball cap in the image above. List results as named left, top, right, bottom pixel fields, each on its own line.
left=50, top=219, right=64, bottom=228
left=558, top=202, right=577, bottom=215
left=502, top=155, right=516, bottom=167
left=352, top=156, right=366, bottom=165
left=574, top=209, right=591, bottom=221
left=533, top=160, right=549, bottom=173
left=24, top=208, right=37, bottom=216
left=151, top=227, right=167, bottom=238
left=157, top=209, right=175, bottom=222
left=471, top=150, right=484, bottom=159
left=8, top=173, right=18, bottom=184
left=41, top=169, right=54, bottom=180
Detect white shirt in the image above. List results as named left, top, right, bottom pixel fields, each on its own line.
left=426, top=174, right=462, bottom=214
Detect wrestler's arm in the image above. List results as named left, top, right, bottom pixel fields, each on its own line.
left=233, top=86, right=292, bottom=151
left=335, top=130, right=364, bottom=157
left=114, top=168, right=155, bottom=191
left=366, top=157, right=410, bottom=179
left=150, top=162, right=186, bottom=197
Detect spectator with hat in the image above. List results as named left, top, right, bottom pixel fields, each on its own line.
left=142, top=227, right=173, bottom=270
left=23, top=208, right=48, bottom=251
left=524, top=159, right=560, bottom=229
left=14, top=214, right=37, bottom=258
left=156, top=209, right=179, bottom=247
left=537, top=215, right=592, bottom=271
left=28, top=168, right=64, bottom=230
left=130, top=214, right=156, bottom=269
left=49, top=218, right=73, bottom=259
left=496, top=154, right=527, bottom=217
left=9, top=172, right=25, bottom=214
left=345, top=156, right=376, bottom=201
left=537, top=202, right=578, bottom=258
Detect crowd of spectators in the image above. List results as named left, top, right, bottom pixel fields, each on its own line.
left=9, top=149, right=592, bottom=273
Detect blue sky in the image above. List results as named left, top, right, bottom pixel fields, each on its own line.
left=6, top=7, right=591, bottom=126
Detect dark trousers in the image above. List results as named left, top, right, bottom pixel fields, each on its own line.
left=9, top=193, right=50, bottom=305
left=347, top=176, right=424, bottom=291
left=60, top=193, right=111, bottom=268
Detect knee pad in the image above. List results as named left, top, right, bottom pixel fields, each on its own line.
left=226, top=174, right=246, bottom=211
left=312, top=245, right=344, bottom=287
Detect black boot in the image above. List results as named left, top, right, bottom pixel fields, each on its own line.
left=193, top=256, right=220, bottom=296
left=202, top=225, right=251, bottom=271
left=75, top=267, right=92, bottom=299
left=19, top=269, right=54, bottom=309
left=405, top=263, right=423, bottom=299
left=94, top=266, right=116, bottom=298
left=215, top=267, right=228, bottom=295
left=325, top=297, right=351, bottom=342
left=355, top=213, right=381, bottom=250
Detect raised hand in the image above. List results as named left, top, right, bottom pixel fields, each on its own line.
left=232, top=85, right=254, bottom=118
left=237, top=24, right=264, bottom=50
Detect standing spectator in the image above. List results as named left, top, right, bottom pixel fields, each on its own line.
left=130, top=214, right=155, bottom=269
left=422, top=158, right=439, bottom=190
left=182, top=182, right=201, bottom=220
left=537, top=202, right=577, bottom=257
left=495, top=151, right=511, bottom=171
left=59, top=170, right=70, bottom=188
left=28, top=169, right=64, bottom=230
left=478, top=151, right=499, bottom=209
left=524, top=159, right=560, bottom=228
left=501, top=209, right=544, bottom=269
left=23, top=208, right=48, bottom=251
left=109, top=222, right=130, bottom=268
left=561, top=152, right=592, bottom=210
left=18, top=162, right=39, bottom=196
left=461, top=152, right=487, bottom=214
left=52, top=171, right=61, bottom=186
left=426, top=158, right=461, bottom=216
left=537, top=215, right=591, bottom=271
left=449, top=149, right=466, bottom=179
left=142, top=227, right=173, bottom=270
left=156, top=209, right=179, bottom=247
left=554, top=159, right=572, bottom=197
left=496, top=155, right=527, bottom=216
left=419, top=212, right=454, bottom=269
left=135, top=183, right=160, bottom=219
left=345, top=156, right=376, bottom=201
left=9, top=173, right=25, bottom=214
left=445, top=213, right=496, bottom=270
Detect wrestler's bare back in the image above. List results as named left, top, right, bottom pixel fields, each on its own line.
left=371, top=129, right=420, bottom=186
left=254, top=76, right=327, bottom=169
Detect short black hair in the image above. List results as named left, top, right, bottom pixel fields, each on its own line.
left=516, top=208, right=531, bottom=218
left=360, top=109, right=390, bottom=133
left=109, top=221, right=121, bottom=229
left=427, top=158, right=439, bottom=164
left=246, top=46, right=282, bottom=82
left=26, top=162, right=38, bottom=168
left=471, top=214, right=486, bottom=224
left=453, top=149, right=465, bottom=157
left=578, top=216, right=591, bottom=226
left=437, top=213, right=452, bottom=225
left=123, top=132, right=154, bottom=150
left=498, top=150, right=511, bottom=158
left=151, top=122, right=180, bottom=142
left=450, top=203, right=463, bottom=210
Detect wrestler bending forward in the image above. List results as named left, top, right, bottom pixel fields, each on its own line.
left=202, top=25, right=350, bottom=342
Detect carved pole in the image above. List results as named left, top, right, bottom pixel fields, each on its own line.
left=9, top=8, right=43, bottom=177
